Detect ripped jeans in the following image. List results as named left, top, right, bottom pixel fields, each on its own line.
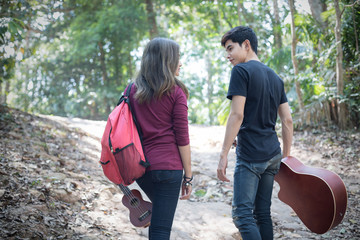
left=232, top=153, right=282, bottom=240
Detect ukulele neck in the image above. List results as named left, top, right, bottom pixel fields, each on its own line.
left=118, top=184, right=132, bottom=196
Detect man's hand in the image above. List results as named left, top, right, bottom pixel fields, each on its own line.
left=217, top=156, right=230, bottom=182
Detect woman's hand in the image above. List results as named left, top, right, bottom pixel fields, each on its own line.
left=180, top=181, right=192, bottom=200
left=180, top=175, right=193, bottom=200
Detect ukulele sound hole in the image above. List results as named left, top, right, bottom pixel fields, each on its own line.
left=130, top=198, right=139, bottom=207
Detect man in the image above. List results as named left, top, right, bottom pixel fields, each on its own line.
left=217, top=26, right=293, bottom=240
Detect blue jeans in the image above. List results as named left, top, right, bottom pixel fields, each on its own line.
left=232, top=153, right=282, bottom=240
left=136, top=170, right=183, bottom=240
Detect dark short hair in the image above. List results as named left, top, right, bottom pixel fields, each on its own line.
left=221, top=26, right=258, bottom=55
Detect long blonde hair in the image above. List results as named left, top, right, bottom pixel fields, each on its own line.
left=134, top=37, right=189, bottom=103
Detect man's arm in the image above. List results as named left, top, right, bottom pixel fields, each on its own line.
left=278, top=102, right=293, bottom=157
left=217, top=95, right=246, bottom=182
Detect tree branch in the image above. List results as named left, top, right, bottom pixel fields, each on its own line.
left=341, top=0, right=360, bottom=17
left=221, top=8, right=233, bottom=29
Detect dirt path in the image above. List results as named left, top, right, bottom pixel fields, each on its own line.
left=2, top=106, right=358, bottom=239
left=43, top=116, right=358, bottom=240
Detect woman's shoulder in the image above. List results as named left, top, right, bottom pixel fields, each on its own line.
left=173, top=85, right=187, bottom=98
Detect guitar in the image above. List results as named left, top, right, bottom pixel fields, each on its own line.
left=274, top=156, right=347, bottom=234
left=118, top=184, right=152, bottom=228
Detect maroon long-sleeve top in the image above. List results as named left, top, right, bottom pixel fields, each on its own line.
left=128, top=85, right=189, bottom=171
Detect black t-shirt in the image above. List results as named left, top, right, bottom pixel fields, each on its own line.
left=227, top=60, right=288, bottom=162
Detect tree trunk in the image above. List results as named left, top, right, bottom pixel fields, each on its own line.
left=206, top=54, right=214, bottom=125
left=128, top=52, right=133, bottom=80
left=334, top=0, right=347, bottom=129
left=288, top=0, right=304, bottom=111
left=24, top=27, right=31, bottom=112
left=0, top=81, right=3, bottom=104
left=308, top=0, right=327, bottom=31
left=353, top=6, right=359, bottom=54
left=98, top=41, right=108, bottom=86
left=308, top=0, right=327, bottom=73
left=236, top=0, right=242, bottom=25
left=273, top=0, right=282, bottom=49
left=98, top=41, right=110, bottom=115
left=4, top=80, right=10, bottom=105
left=145, top=0, right=158, bottom=39
left=237, top=0, right=254, bottom=28
left=114, top=50, right=120, bottom=84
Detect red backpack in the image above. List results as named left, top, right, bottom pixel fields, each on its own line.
left=100, top=83, right=150, bottom=186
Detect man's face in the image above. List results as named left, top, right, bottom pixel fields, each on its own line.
left=224, top=39, right=247, bottom=66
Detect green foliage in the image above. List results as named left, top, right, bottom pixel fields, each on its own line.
left=265, top=46, right=292, bottom=74
left=3, top=0, right=360, bottom=129
left=1, top=1, right=26, bottom=83
left=7, top=0, right=150, bottom=118
left=194, top=189, right=206, bottom=197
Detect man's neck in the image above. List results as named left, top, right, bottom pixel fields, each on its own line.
left=245, top=52, right=260, bottom=62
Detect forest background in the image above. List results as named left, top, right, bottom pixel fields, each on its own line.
left=1, top=0, right=359, bottom=130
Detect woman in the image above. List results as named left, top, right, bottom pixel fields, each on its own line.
left=128, top=37, right=192, bottom=240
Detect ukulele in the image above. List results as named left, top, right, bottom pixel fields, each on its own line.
left=274, top=156, right=347, bottom=234
left=118, top=184, right=152, bottom=228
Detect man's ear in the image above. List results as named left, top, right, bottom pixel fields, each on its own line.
left=244, top=39, right=251, bottom=51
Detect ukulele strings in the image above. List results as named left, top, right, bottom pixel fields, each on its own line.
left=121, top=185, right=149, bottom=216
left=124, top=188, right=147, bottom=216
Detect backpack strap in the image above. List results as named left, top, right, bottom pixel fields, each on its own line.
left=117, top=83, right=150, bottom=168
left=125, top=82, right=133, bottom=98
left=117, top=82, right=134, bottom=106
